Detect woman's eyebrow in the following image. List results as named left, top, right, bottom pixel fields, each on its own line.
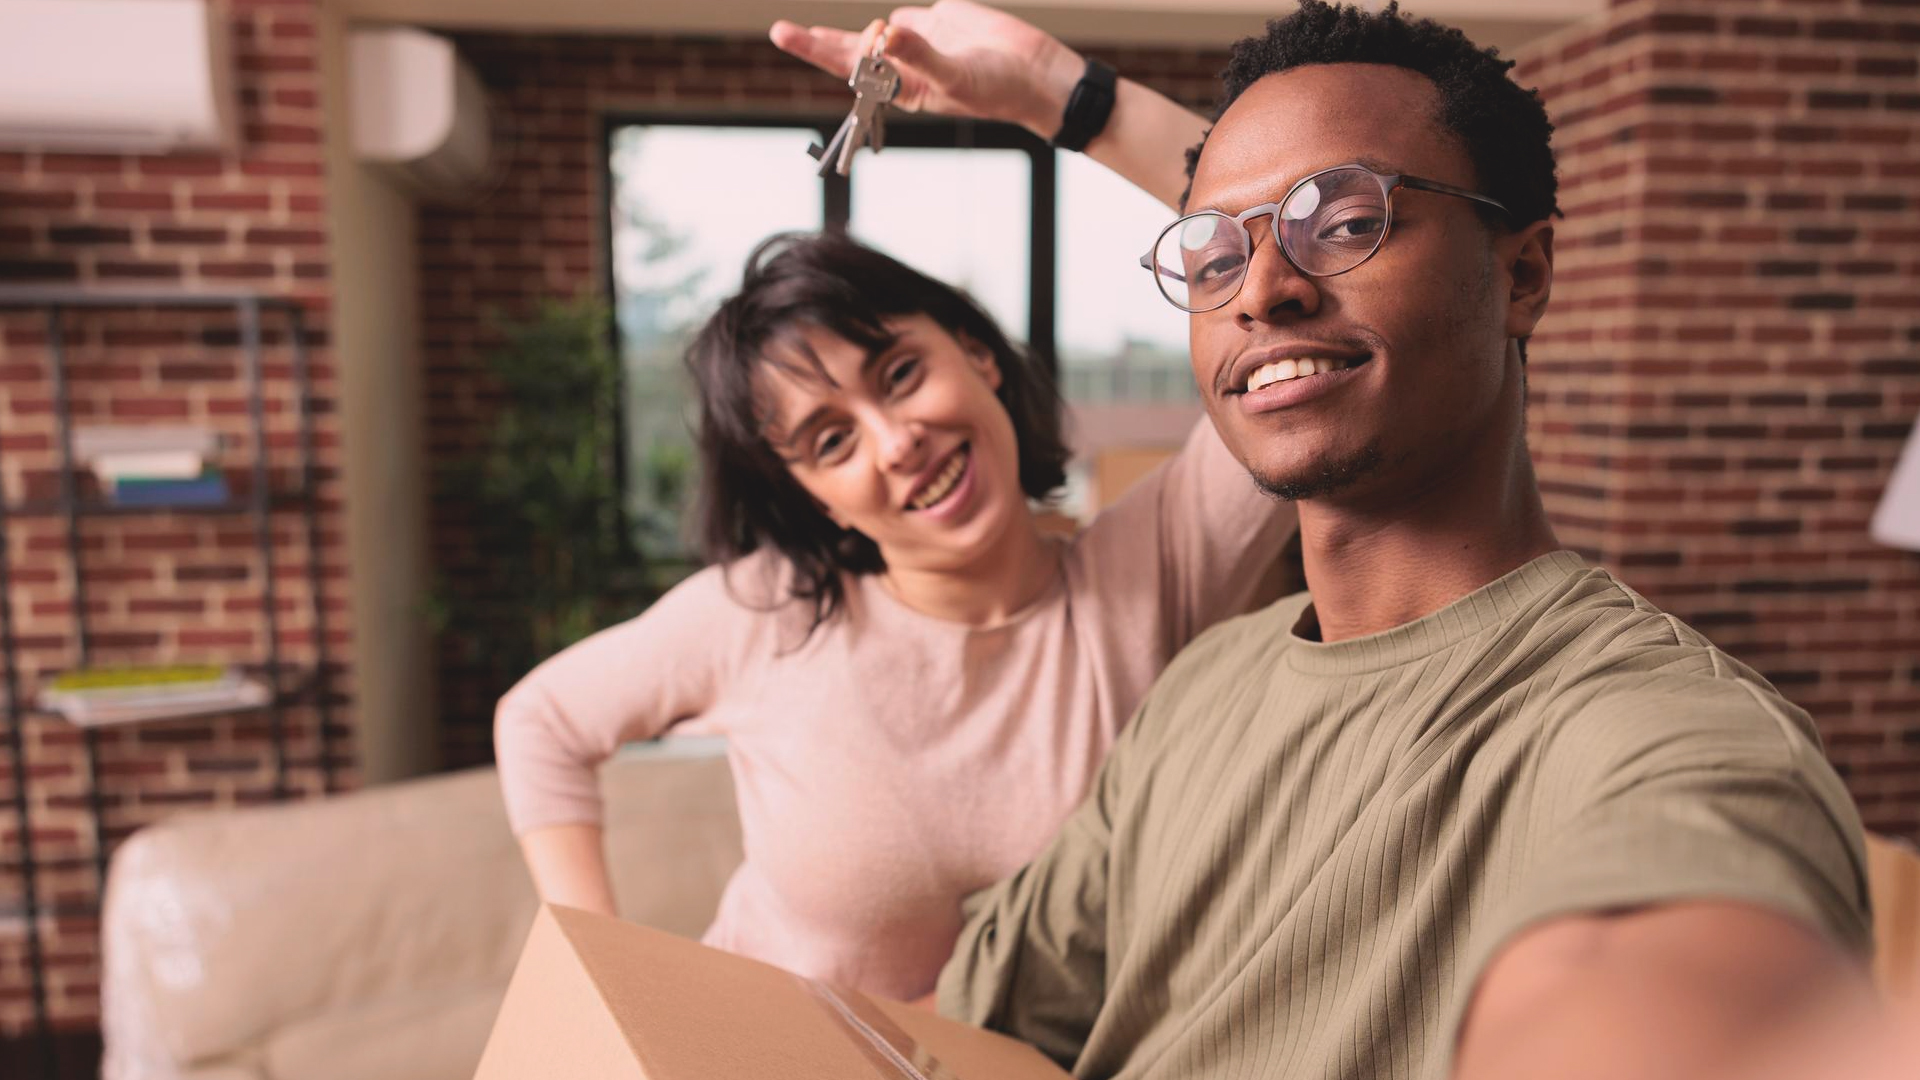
left=764, top=329, right=909, bottom=454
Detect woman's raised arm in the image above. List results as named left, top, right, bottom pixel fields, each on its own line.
left=770, top=0, right=1209, bottom=210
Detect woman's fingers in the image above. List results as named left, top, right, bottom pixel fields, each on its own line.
left=768, top=19, right=861, bottom=79
left=875, top=23, right=967, bottom=114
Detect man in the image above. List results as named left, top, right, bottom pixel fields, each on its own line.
left=776, top=4, right=1873, bottom=1078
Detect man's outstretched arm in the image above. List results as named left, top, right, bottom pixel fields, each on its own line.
left=1454, top=901, right=1874, bottom=1080
left=771, top=0, right=1208, bottom=209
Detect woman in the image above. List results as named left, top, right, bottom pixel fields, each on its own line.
left=498, top=12, right=1298, bottom=1003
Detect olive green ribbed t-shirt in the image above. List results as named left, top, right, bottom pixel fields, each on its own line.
left=936, top=551, right=1871, bottom=1080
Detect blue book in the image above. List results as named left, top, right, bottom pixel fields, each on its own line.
left=109, top=472, right=231, bottom=507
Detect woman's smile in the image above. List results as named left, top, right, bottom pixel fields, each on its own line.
left=905, top=443, right=973, bottom=514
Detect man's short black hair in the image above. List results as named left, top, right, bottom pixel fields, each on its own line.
left=1182, top=0, right=1560, bottom=229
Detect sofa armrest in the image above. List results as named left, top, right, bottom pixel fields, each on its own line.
left=103, top=751, right=740, bottom=1075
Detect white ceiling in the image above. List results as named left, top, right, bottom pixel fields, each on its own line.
left=330, top=0, right=1602, bottom=52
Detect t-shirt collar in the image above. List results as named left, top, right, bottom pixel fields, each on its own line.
left=1286, top=550, right=1593, bottom=676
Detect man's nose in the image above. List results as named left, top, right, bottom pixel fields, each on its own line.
left=1232, top=223, right=1321, bottom=328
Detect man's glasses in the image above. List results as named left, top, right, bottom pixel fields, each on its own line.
left=1140, top=164, right=1510, bottom=313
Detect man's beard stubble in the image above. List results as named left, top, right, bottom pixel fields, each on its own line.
left=1251, top=439, right=1386, bottom=502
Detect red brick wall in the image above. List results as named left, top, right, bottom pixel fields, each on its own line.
left=0, top=0, right=350, bottom=1043
left=1516, top=0, right=1920, bottom=835
left=420, top=33, right=1232, bottom=767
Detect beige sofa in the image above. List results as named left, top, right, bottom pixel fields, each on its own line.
left=100, top=745, right=743, bottom=1080
left=98, top=735, right=1920, bottom=1080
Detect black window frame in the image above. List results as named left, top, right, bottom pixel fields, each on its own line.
left=599, top=111, right=1058, bottom=362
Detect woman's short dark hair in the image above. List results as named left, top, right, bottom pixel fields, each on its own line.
left=685, top=232, right=1071, bottom=636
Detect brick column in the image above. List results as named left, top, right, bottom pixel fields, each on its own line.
left=1515, top=0, right=1920, bottom=835
left=0, top=0, right=351, bottom=1042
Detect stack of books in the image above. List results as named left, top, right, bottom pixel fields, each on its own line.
left=38, top=665, right=271, bottom=727
left=73, top=425, right=228, bottom=506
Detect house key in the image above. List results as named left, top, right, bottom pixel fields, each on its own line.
left=808, top=54, right=901, bottom=178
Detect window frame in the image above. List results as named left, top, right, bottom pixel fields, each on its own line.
left=598, top=111, right=1057, bottom=360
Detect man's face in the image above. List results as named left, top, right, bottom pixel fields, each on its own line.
left=1185, top=63, right=1526, bottom=504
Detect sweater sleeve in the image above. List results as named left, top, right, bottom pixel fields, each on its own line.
left=494, top=563, right=755, bottom=836
left=1075, top=417, right=1301, bottom=653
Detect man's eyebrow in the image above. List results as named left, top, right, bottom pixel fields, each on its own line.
left=1191, top=157, right=1411, bottom=215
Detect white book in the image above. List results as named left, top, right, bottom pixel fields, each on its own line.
left=73, top=425, right=220, bottom=461
left=93, top=450, right=208, bottom=482
left=42, top=680, right=271, bottom=728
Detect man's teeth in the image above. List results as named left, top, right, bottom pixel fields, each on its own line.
left=910, top=449, right=968, bottom=510
left=1246, top=357, right=1353, bottom=392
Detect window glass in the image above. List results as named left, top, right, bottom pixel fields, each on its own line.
left=850, top=147, right=1032, bottom=341
left=1055, top=151, right=1196, bottom=404
left=608, top=126, right=824, bottom=551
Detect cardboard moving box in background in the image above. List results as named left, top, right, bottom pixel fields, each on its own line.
left=474, top=905, right=1073, bottom=1080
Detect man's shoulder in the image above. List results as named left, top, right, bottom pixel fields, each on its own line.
left=1520, top=566, right=1826, bottom=775
left=1125, top=589, right=1312, bottom=726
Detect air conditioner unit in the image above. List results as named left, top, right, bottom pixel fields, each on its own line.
left=0, top=0, right=237, bottom=153
left=349, top=27, right=494, bottom=200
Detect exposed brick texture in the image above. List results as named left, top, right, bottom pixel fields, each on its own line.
left=1516, top=0, right=1920, bottom=835
left=0, top=0, right=351, bottom=1041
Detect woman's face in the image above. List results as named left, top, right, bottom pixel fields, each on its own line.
left=757, top=314, right=1029, bottom=574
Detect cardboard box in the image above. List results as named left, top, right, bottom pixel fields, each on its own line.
left=474, top=905, right=1073, bottom=1080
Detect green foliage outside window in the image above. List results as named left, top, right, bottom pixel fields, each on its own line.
left=432, top=296, right=668, bottom=679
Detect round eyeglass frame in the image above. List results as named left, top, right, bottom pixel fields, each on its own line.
left=1138, top=163, right=1511, bottom=313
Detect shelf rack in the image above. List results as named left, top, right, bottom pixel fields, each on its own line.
left=0, top=286, right=336, bottom=1075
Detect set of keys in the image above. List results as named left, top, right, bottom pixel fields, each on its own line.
left=807, top=53, right=902, bottom=178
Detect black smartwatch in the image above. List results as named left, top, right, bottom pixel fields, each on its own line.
left=1050, top=58, right=1118, bottom=152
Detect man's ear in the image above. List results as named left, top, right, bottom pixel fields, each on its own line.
left=1504, top=221, right=1554, bottom=341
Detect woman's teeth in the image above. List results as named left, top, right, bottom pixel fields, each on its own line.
left=1246, top=357, right=1353, bottom=392
left=910, top=448, right=968, bottom=510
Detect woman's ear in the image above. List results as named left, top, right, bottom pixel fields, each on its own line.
left=959, top=334, right=1002, bottom=391
left=810, top=495, right=849, bottom=531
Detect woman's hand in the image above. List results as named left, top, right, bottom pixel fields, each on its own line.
left=770, top=1, right=1086, bottom=140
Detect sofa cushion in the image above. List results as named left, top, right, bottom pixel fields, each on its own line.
left=264, top=981, right=505, bottom=1080
left=103, top=752, right=741, bottom=1071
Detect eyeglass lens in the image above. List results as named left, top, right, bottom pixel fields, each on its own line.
left=1151, top=167, right=1390, bottom=311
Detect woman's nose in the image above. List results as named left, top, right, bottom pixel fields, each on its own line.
left=874, top=414, right=928, bottom=472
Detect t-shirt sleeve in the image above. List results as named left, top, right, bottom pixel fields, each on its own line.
left=935, top=735, right=1122, bottom=1069
left=1076, top=417, right=1301, bottom=650
left=494, top=563, right=753, bottom=836
left=1464, top=659, right=1874, bottom=999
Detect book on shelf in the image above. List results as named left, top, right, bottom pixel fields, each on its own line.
left=73, top=425, right=227, bottom=502
left=72, top=425, right=221, bottom=462
left=105, top=470, right=231, bottom=506
left=91, top=448, right=207, bottom=481
left=38, top=664, right=272, bottom=727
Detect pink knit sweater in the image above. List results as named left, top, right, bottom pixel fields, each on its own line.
left=495, top=420, right=1297, bottom=999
